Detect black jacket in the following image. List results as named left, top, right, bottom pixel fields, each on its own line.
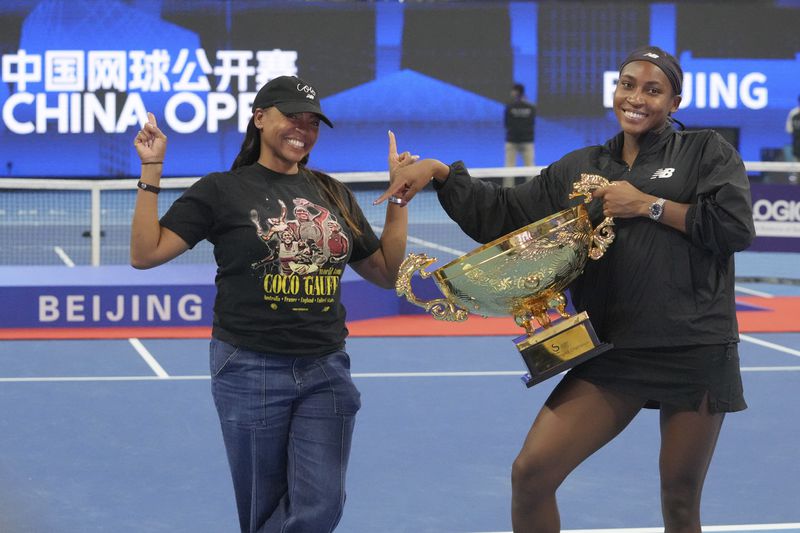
left=435, top=127, right=755, bottom=348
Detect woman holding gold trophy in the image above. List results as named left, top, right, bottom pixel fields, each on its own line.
left=377, top=47, right=755, bottom=533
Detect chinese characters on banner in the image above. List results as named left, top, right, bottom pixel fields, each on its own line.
left=1, top=48, right=299, bottom=134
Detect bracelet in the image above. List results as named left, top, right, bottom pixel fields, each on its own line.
left=388, top=195, right=407, bottom=207
left=137, top=181, right=161, bottom=194
left=141, top=161, right=163, bottom=165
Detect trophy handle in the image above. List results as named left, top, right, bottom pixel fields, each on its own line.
left=395, top=253, right=469, bottom=321
left=567, top=173, right=616, bottom=260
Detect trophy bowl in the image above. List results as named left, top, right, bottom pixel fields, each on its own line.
left=396, top=174, right=616, bottom=387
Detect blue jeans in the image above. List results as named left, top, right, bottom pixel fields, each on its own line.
left=210, top=338, right=361, bottom=533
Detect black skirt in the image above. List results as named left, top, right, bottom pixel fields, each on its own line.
left=566, top=343, right=747, bottom=413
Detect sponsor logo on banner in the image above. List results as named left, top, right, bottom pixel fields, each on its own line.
left=0, top=285, right=215, bottom=328
left=753, top=199, right=800, bottom=237
left=749, top=184, right=800, bottom=252
left=38, top=293, right=204, bottom=324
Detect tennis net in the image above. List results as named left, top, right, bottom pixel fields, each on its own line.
left=0, top=167, right=542, bottom=266
left=1, top=162, right=796, bottom=266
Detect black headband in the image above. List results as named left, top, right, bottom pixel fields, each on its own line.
left=619, top=46, right=683, bottom=96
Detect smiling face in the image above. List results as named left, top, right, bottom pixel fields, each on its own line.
left=254, top=107, right=320, bottom=173
left=294, top=207, right=310, bottom=221
left=613, top=61, right=681, bottom=141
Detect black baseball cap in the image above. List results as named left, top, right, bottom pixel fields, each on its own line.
left=251, top=75, right=333, bottom=128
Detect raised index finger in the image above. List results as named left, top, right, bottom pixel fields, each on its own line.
left=388, top=130, right=398, bottom=159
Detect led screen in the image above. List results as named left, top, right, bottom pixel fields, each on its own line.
left=1, top=0, right=798, bottom=177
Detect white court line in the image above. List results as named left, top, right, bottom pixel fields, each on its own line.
left=1, top=367, right=799, bottom=384
left=742, top=366, right=800, bottom=372
left=406, top=235, right=466, bottom=257
left=354, top=370, right=522, bottom=378
left=735, top=284, right=774, bottom=298
left=473, top=522, right=800, bottom=533
left=53, top=246, right=75, bottom=267
left=0, top=371, right=519, bottom=383
left=0, top=375, right=205, bottom=383
left=373, top=225, right=466, bottom=257
left=741, top=334, right=800, bottom=359
left=128, top=338, right=169, bottom=378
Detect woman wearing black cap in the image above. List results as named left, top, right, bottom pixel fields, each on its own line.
left=377, top=46, right=755, bottom=532
left=132, top=75, right=413, bottom=532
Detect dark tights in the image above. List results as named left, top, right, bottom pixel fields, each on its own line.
left=510, top=376, right=724, bottom=533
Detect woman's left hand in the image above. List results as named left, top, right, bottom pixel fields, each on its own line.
left=592, top=180, right=653, bottom=218
left=388, top=130, right=418, bottom=175
left=375, top=131, right=420, bottom=205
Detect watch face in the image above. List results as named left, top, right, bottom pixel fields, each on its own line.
left=650, top=202, right=663, bottom=220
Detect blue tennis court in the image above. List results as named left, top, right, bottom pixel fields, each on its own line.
left=1, top=179, right=799, bottom=532
left=2, top=0, right=800, bottom=530
left=1, top=278, right=799, bottom=532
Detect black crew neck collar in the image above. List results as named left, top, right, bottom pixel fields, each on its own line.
left=254, top=162, right=303, bottom=179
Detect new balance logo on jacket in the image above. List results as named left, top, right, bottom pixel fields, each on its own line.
left=650, top=168, right=675, bottom=179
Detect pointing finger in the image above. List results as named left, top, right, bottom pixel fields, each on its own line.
left=373, top=180, right=406, bottom=206
left=388, top=130, right=398, bottom=159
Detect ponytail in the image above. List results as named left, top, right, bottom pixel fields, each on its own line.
left=231, top=118, right=260, bottom=170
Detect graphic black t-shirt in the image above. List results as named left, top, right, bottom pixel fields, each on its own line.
left=160, top=163, right=380, bottom=355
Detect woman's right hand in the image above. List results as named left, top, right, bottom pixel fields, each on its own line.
left=133, top=112, right=167, bottom=164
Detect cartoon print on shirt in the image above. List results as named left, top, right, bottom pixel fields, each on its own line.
left=251, top=196, right=350, bottom=268
left=324, top=219, right=349, bottom=259
left=249, top=196, right=349, bottom=312
left=290, top=199, right=326, bottom=246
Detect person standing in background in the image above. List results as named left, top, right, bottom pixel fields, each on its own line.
left=786, top=95, right=800, bottom=183
left=785, top=94, right=800, bottom=161
left=504, top=83, right=537, bottom=168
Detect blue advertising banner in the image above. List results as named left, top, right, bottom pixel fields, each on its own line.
left=1, top=1, right=799, bottom=176
left=0, top=264, right=216, bottom=328
left=0, top=264, right=401, bottom=330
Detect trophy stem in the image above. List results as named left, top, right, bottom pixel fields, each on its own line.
left=514, top=291, right=569, bottom=333
left=513, top=312, right=613, bottom=388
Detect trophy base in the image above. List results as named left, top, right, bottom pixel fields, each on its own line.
left=513, top=311, right=613, bottom=388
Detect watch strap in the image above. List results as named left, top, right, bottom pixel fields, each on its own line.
left=137, top=181, right=161, bottom=194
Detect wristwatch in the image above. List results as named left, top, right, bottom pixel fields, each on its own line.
left=137, top=181, right=161, bottom=194
left=649, top=198, right=666, bottom=221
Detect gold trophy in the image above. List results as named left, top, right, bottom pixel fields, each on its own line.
left=396, top=174, right=615, bottom=387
